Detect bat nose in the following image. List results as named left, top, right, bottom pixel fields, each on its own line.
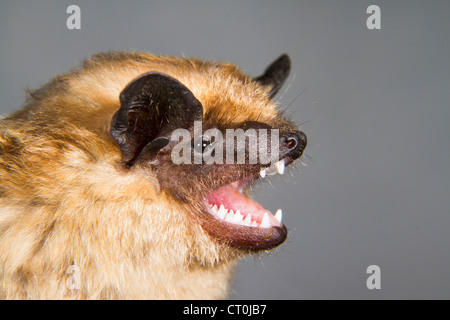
left=281, top=131, right=307, bottom=160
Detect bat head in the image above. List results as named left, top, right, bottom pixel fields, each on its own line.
left=110, top=54, right=307, bottom=253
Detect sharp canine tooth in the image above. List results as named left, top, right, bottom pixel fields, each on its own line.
left=211, top=204, right=218, bottom=213
left=260, top=212, right=271, bottom=228
left=260, top=168, right=266, bottom=178
left=276, top=160, right=285, bottom=175
left=244, top=214, right=252, bottom=225
left=275, top=209, right=282, bottom=223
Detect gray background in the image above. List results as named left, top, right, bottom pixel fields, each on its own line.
left=1, top=0, right=449, bottom=299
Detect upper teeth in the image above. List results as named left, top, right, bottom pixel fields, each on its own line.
left=274, top=209, right=282, bottom=223
left=209, top=204, right=282, bottom=228
left=275, top=160, right=285, bottom=174
left=260, top=159, right=285, bottom=178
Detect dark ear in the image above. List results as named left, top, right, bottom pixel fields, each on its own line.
left=254, top=54, right=291, bottom=99
left=110, top=72, right=203, bottom=166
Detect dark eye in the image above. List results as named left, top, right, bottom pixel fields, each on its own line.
left=192, top=137, right=212, bottom=153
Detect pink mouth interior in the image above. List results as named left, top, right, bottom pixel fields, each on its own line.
left=204, top=182, right=281, bottom=227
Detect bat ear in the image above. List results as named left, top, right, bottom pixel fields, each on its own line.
left=254, top=54, right=291, bottom=99
left=110, top=72, right=203, bottom=166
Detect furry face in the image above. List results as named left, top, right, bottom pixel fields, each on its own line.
left=0, top=51, right=306, bottom=299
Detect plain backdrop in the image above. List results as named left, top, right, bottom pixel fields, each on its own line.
left=1, top=0, right=449, bottom=299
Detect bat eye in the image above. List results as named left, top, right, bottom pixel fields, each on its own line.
left=192, top=136, right=212, bottom=154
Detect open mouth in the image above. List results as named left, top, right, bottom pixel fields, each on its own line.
left=202, top=158, right=290, bottom=251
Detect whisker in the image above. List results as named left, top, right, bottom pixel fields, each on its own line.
left=282, top=85, right=311, bottom=113
left=303, top=153, right=315, bottom=163
left=299, top=159, right=308, bottom=167
left=277, top=74, right=296, bottom=103
left=298, top=115, right=322, bottom=126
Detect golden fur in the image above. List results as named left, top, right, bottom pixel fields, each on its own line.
left=0, top=52, right=284, bottom=299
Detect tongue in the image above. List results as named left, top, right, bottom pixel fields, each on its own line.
left=205, top=184, right=271, bottom=224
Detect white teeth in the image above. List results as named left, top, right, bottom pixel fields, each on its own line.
left=275, top=160, right=285, bottom=175
left=225, top=211, right=235, bottom=223
left=234, top=210, right=244, bottom=223
left=217, top=211, right=226, bottom=220
left=260, top=212, right=271, bottom=228
left=260, top=168, right=267, bottom=178
left=230, top=211, right=242, bottom=224
left=217, top=205, right=227, bottom=220
left=209, top=204, right=282, bottom=229
left=244, top=214, right=252, bottom=225
left=274, top=209, right=282, bottom=223
left=259, top=159, right=285, bottom=178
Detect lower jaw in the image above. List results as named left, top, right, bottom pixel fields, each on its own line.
left=200, top=216, right=288, bottom=251
left=200, top=181, right=288, bottom=251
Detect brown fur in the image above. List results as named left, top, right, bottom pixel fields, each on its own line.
left=0, top=52, right=289, bottom=299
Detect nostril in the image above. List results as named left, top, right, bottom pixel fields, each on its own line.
left=281, top=131, right=307, bottom=160
left=284, top=136, right=298, bottom=150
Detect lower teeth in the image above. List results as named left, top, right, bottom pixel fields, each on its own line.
left=209, top=204, right=276, bottom=228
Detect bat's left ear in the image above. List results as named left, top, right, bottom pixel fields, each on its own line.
left=110, top=72, right=203, bottom=166
left=254, top=54, right=291, bottom=99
